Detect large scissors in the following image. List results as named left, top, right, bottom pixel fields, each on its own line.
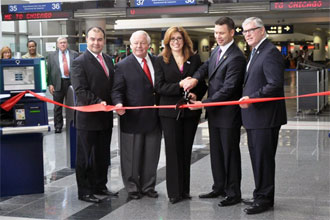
left=175, top=91, right=191, bottom=120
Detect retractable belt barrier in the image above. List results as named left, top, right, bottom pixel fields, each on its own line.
left=1, top=90, right=330, bottom=113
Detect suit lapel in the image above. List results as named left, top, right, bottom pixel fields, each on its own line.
left=86, top=50, right=109, bottom=79
left=209, top=44, right=234, bottom=79
left=244, top=39, right=268, bottom=84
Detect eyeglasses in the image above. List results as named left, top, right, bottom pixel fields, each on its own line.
left=242, top=27, right=261, bottom=35
left=170, top=37, right=183, bottom=42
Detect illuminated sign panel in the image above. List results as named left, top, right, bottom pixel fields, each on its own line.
left=2, top=11, right=73, bottom=21
left=134, top=0, right=196, bottom=7
left=235, top=25, right=294, bottom=35
left=8, top=2, right=62, bottom=13
left=127, top=5, right=208, bottom=16
left=270, top=1, right=329, bottom=10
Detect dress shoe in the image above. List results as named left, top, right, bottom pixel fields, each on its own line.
left=169, top=197, right=183, bottom=204
left=144, top=189, right=158, bottom=198
left=199, top=191, right=226, bottom=199
left=244, top=203, right=272, bottom=215
left=218, top=196, right=241, bottom=207
left=182, top=193, right=192, bottom=200
left=94, top=189, right=119, bottom=196
left=78, top=194, right=101, bottom=203
left=242, top=198, right=254, bottom=205
left=55, top=128, right=62, bottom=133
left=128, top=192, right=142, bottom=200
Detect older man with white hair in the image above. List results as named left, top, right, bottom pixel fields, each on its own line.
left=112, top=30, right=161, bottom=200
left=47, top=36, right=78, bottom=133
left=239, top=17, right=287, bottom=215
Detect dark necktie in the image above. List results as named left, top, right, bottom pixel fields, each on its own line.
left=249, top=48, right=256, bottom=62
left=62, top=51, right=69, bottom=77
left=97, top=54, right=109, bottom=77
left=142, top=58, right=153, bottom=85
left=216, top=48, right=222, bottom=66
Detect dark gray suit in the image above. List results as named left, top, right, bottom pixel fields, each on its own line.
left=242, top=39, right=287, bottom=205
left=47, top=49, right=78, bottom=129
left=193, top=43, right=246, bottom=198
left=112, top=54, right=161, bottom=194
left=70, top=50, right=114, bottom=197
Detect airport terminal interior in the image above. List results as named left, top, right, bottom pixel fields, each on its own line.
left=0, top=0, right=329, bottom=219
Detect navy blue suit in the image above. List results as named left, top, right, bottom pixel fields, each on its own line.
left=241, top=39, right=287, bottom=205
left=193, top=43, right=246, bottom=198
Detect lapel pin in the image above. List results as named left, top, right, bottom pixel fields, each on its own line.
left=257, top=51, right=260, bottom=54
left=223, top=56, right=227, bottom=59
left=187, top=61, right=190, bottom=64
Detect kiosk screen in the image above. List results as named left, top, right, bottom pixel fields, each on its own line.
left=3, top=66, right=35, bottom=91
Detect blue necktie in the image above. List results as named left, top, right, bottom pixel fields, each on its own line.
left=249, top=48, right=256, bottom=62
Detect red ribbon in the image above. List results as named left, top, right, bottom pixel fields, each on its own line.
left=1, top=90, right=329, bottom=112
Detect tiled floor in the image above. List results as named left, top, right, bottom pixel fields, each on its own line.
left=0, top=72, right=329, bottom=220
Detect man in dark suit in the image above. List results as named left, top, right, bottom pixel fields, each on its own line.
left=70, top=27, right=118, bottom=203
left=47, top=36, right=78, bottom=133
left=112, top=30, right=161, bottom=200
left=239, top=17, right=287, bottom=214
left=183, top=17, right=246, bottom=206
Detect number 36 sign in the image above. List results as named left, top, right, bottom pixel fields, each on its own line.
left=135, top=0, right=196, bottom=7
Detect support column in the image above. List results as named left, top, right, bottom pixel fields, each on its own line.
left=313, top=30, right=326, bottom=62
left=198, top=36, right=210, bottom=63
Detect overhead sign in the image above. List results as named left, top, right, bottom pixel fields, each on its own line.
left=127, top=5, right=208, bottom=17
left=2, top=11, right=73, bottom=21
left=270, top=0, right=330, bottom=10
left=266, top=25, right=294, bottom=34
left=8, top=2, right=62, bottom=13
left=235, top=25, right=294, bottom=35
left=134, top=0, right=196, bottom=7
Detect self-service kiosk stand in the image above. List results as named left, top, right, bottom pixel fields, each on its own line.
left=0, top=58, right=49, bottom=197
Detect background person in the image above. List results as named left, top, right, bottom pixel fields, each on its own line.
left=154, top=26, right=207, bottom=204
left=22, top=40, right=43, bottom=58
left=0, top=46, right=12, bottom=59
left=71, top=27, right=118, bottom=203
left=47, top=36, right=78, bottom=133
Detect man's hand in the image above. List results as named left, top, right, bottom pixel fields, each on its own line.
left=188, top=100, right=202, bottom=110
left=100, top=101, right=107, bottom=106
left=115, top=103, right=125, bottom=115
left=49, top=85, right=54, bottom=95
left=239, top=96, right=251, bottom=109
left=182, top=77, right=198, bottom=91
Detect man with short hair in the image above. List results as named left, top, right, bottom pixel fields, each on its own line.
left=183, top=17, right=246, bottom=206
left=47, top=37, right=78, bottom=133
left=239, top=17, right=287, bottom=214
left=112, top=30, right=161, bottom=200
left=71, top=27, right=118, bottom=203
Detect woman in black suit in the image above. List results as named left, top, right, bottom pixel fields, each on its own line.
left=155, top=26, right=207, bottom=204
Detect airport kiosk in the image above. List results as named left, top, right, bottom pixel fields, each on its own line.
left=0, top=58, right=49, bottom=197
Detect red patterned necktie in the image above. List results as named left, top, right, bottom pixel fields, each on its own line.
left=142, top=58, right=153, bottom=85
left=62, top=51, right=69, bottom=77
left=97, top=54, right=109, bottom=77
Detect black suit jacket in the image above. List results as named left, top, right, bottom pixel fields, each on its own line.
left=241, top=39, right=287, bottom=129
left=47, top=49, right=78, bottom=91
left=155, top=54, right=207, bottom=118
left=111, top=54, right=159, bottom=134
left=70, top=50, right=114, bottom=131
left=193, top=43, right=246, bottom=128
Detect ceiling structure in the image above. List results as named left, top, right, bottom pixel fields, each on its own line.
left=1, top=0, right=329, bottom=41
